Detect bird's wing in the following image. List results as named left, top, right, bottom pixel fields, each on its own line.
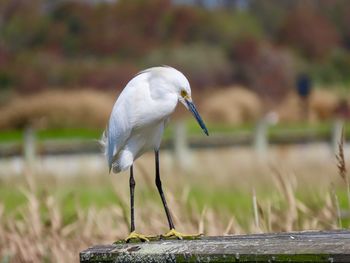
left=105, top=96, right=132, bottom=172
left=104, top=76, right=150, bottom=171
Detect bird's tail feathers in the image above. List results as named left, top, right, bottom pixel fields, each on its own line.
left=112, top=150, right=133, bottom=173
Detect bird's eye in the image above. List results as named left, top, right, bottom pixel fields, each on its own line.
left=181, top=90, right=188, bottom=98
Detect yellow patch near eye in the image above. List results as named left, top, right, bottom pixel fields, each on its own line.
left=181, top=90, right=187, bottom=98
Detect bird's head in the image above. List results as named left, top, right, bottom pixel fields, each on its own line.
left=170, top=68, right=209, bottom=136
left=176, top=87, right=208, bottom=136
left=145, top=66, right=209, bottom=136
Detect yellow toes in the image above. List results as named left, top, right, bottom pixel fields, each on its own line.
left=125, top=231, right=149, bottom=243
left=162, top=229, right=203, bottom=240
left=121, top=229, right=202, bottom=243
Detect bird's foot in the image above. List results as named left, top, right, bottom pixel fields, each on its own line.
left=162, top=228, right=203, bottom=240
left=124, top=231, right=149, bottom=243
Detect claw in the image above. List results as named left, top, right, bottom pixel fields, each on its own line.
left=125, top=231, right=150, bottom=243
left=162, top=229, right=203, bottom=240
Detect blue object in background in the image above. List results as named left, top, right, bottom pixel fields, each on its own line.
left=296, top=73, right=312, bottom=99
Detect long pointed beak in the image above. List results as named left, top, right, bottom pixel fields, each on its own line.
left=185, top=99, right=209, bottom=136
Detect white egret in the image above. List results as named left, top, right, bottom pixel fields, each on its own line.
left=102, top=66, right=208, bottom=242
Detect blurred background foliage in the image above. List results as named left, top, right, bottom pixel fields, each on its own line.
left=1, top=0, right=350, bottom=93
left=1, top=0, right=350, bottom=131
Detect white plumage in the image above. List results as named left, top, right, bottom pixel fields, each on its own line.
left=102, top=66, right=208, bottom=241
left=103, top=66, right=208, bottom=173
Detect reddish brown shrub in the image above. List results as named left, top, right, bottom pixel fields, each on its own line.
left=231, top=40, right=295, bottom=106
left=279, top=7, right=340, bottom=58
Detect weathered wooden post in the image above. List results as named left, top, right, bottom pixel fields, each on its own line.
left=80, top=230, right=350, bottom=262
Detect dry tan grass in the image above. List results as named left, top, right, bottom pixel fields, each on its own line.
left=0, top=149, right=346, bottom=263
left=309, top=89, right=339, bottom=122
left=0, top=90, right=116, bottom=130
left=276, top=91, right=303, bottom=122
left=335, top=125, right=350, bottom=210
left=201, top=86, right=344, bottom=124
left=202, top=86, right=262, bottom=124
left=276, top=88, right=341, bottom=123
left=0, top=87, right=346, bottom=129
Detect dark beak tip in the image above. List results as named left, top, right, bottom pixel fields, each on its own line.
left=186, top=99, right=209, bottom=136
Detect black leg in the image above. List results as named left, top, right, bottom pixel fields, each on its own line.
left=129, top=165, right=136, bottom=232
left=155, top=150, right=175, bottom=230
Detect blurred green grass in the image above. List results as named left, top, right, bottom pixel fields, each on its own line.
left=1, top=177, right=349, bottom=228
left=1, top=121, right=349, bottom=143
left=0, top=128, right=102, bottom=143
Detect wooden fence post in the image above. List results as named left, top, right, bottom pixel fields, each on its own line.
left=173, top=120, right=191, bottom=170
left=23, top=126, right=37, bottom=169
left=254, top=112, right=278, bottom=159
left=331, top=119, right=344, bottom=153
